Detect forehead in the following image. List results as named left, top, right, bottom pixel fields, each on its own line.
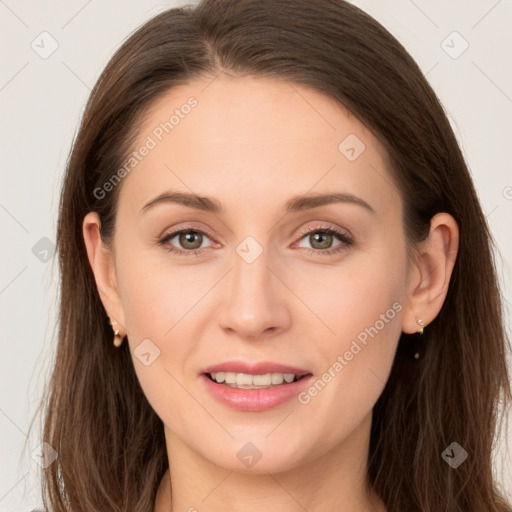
left=120, top=75, right=400, bottom=219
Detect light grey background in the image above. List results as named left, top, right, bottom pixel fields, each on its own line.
left=1, top=0, right=511, bottom=510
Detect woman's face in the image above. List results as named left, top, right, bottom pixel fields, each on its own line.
left=104, top=76, right=412, bottom=472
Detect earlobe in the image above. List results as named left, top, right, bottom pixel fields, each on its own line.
left=82, top=212, right=127, bottom=335
left=402, top=212, right=459, bottom=334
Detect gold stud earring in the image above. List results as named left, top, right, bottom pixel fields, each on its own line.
left=416, top=317, right=425, bottom=335
left=109, top=317, right=125, bottom=347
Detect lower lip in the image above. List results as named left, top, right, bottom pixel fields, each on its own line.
left=200, top=374, right=314, bottom=412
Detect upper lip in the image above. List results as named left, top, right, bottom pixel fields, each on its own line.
left=202, top=361, right=311, bottom=376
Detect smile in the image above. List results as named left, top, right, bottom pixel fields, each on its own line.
left=207, top=371, right=305, bottom=388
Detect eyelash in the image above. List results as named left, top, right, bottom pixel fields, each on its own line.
left=157, top=223, right=354, bottom=257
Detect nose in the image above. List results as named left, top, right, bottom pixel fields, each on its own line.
left=218, top=245, right=291, bottom=341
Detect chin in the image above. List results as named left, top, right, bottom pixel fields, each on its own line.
left=199, top=434, right=312, bottom=474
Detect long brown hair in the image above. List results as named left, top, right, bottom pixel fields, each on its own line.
left=29, top=0, right=511, bottom=510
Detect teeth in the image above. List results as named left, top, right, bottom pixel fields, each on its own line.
left=271, top=373, right=284, bottom=385
left=208, top=372, right=301, bottom=388
left=225, top=372, right=236, bottom=384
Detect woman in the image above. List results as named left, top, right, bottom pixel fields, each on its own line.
left=35, top=0, right=511, bottom=510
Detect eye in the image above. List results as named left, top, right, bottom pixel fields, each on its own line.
left=157, top=225, right=216, bottom=257
left=157, top=223, right=353, bottom=257
left=295, top=223, right=353, bottom=256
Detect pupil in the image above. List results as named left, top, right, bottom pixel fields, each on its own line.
left=180, top=231, right=202, bottom=249
left=312, top=232, right=331, bottom=249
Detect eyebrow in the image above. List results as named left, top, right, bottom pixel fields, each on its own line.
left=140, top=190, right=376, bottom=215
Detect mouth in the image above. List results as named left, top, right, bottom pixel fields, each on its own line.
left=204, top=371, right=310, bottom=389
left=200, top=361, right=314, bottom=411
left=200, top=369, right=315, bottom=412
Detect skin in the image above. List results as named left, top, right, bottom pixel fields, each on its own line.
left=83, top=74, right=459, bottom=512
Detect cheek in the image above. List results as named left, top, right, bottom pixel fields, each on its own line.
left=293, top=240, right=405, bottom=350
left=306, top=274, right=402, bottom=399
left=113, top=239, right=215, bottom=391
left=115, top=246, right=207, bottom=426
left=294, top=247, right=406, bottom=433
left=114, top=235, right=207, bottom=339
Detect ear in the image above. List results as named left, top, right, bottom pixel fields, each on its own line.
left=82, top=212, right=127, bottom=336
left=402, top=212, right=459, bottom=334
